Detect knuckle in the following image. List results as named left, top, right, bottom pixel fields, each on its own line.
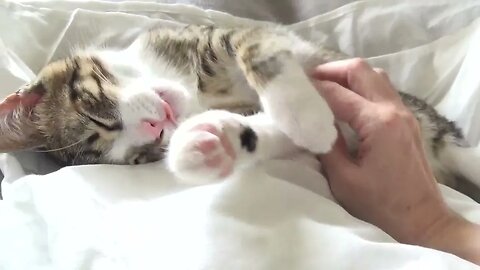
left=348, top=58, right=370, bottom=72
left=403, top=111, right=419, bottom=129
left=381, top=106, right=418, bottom=129
left=381, top=109, right=400, bottom=125
left=375, top=69, right=393, bottom=87
left=374, top=68, right=388, bottom=78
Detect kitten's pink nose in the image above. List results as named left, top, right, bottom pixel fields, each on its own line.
left=141, top=119, right=163, bottom=138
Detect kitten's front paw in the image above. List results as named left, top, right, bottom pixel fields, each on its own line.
left=167, top=111, right=245, bottom=184
left=295, top=98, right=337, bottom=153
left=280, top=95, right=337, bottom=154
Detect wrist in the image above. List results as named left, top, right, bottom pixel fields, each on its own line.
left=385, top=192, right=453, bottom=244
left=419, top=213, right=480, bottom=264
left=416, top=210, right=462, bottom=247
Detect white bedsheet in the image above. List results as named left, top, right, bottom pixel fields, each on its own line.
left=1, top=0, right=480, bottom=269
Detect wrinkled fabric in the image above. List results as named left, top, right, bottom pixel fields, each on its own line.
left=1, top=0, right=480, bottom=269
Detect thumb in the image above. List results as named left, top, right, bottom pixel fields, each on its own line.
left=319, top=132, right=360, bottom=204
left=319, top=132, right=358, bottom=180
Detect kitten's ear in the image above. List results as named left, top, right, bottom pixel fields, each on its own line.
left=0, top=83, right=46, bottom=152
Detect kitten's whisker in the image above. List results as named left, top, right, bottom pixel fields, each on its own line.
left=93, top=68, right=109, bottom=84
left=71, top=145, right=85, bottom=165
left=33, top=138, right=86, bottom=153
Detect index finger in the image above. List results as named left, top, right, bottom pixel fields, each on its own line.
left=311, top=58, right=394, bottom=102
left=310, top=59, right=352, bottom=88
left=315, top=80, right=371, bottom=132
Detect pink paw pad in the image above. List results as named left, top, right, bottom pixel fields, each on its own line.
left=191, top=123, right=236, bottom=159
left=190, top=123, right=236, bottom=178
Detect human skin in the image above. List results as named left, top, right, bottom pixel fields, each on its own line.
left=312, top=58, right=480, bottom=265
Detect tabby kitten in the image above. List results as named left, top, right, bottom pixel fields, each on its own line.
left=0, top=25, right=479, bottom=199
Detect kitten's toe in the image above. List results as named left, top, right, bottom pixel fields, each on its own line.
left=196, top=131, right=235, bottom=177
left=167, top=123, right=236, bottom=184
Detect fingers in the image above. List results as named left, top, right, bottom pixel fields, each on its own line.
left=319, top=132, right=357, bottom=176
left=314, top=80, right=369, bottom=132
left=312, top=58, right=375, bottom=98
left=319, top=133, right=359, bottom=203
left=312, top=58, right=398, bottom=102
left=311, top=59, right=353, bottom=88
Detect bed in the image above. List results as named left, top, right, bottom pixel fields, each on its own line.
left=1, top=0, right=480, bottom=269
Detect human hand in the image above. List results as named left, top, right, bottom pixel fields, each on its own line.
left=312, top=59, right=480, bottom=265
left=312, top=58, right=456, bottom=244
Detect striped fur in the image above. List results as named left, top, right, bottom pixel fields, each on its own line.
left=0, top=25, right=476, bottom=201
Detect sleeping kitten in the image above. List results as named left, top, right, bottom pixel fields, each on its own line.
left=0, top=25, right=479, bottom=200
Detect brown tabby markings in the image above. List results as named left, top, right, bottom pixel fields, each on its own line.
left=147, top=26, right=289, bottom=96
left=1, top=25, right=313, bottom=165
left=30, top=56, right=126, bottom=164
left=3, top=25, right=462, bottom=169
left=1, top=24, right=477, bottom=201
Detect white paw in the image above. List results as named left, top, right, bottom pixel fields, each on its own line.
left=260, top=64, right=337, bottom=154
left=167, top=110, right=245, bottom=184
left=288, top=94, right=337, bottom=153
left=264, top=93, right=337, bottom=154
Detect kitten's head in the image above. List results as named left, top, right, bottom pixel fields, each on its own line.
left=0, top=52, right=194, bottom=165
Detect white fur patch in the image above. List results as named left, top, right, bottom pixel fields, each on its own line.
left=259, top=61, right=337, bottom=153
left=90, top=43, right=200, bottom=162
left=167, top=110, right=304, bottom=184
left=441, top=145, right=480, bottom=186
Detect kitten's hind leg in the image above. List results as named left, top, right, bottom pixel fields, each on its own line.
left=167, top=111, right=302, bottom=184
left=233, top=32, right=337, bottom=153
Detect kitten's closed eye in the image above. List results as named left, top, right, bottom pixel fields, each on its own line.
left=86, top=115, right=123, bottom=131
left=86, top=133, right=100, bottom=144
